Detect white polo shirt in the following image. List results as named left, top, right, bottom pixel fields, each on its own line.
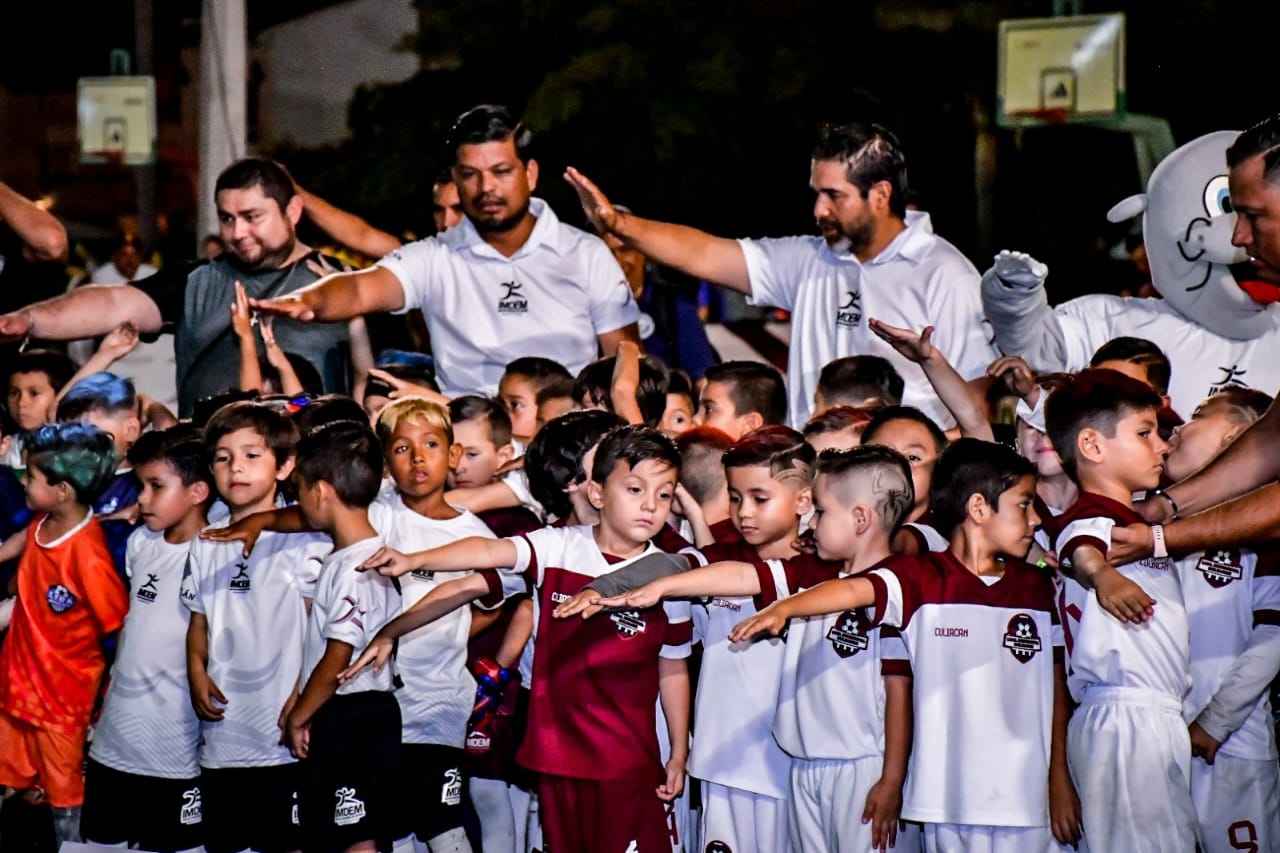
left=379, top=198, right=639, bottom=396
left=740, top=211, right=998, bottom=428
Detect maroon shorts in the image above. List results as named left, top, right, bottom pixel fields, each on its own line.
left=539, top=773, right=678, bottom=853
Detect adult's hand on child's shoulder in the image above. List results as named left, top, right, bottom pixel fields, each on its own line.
left=1107, top=523, right=1155, bottom=565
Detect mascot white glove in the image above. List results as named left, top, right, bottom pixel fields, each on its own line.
left=990, top=250, right=1049, bottom=290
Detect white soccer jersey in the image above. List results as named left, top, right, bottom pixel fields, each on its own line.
left=368, top=496, right=513, bottom=746
left=180, top=526, right=331, bottom=768
left=1054, top=493, right=1191, bottom=703
left=1045, top=293, right=1280, bottom=419
left=1178, top=547, right=1280, bottom=761
left=765, top=557, right=884, bottom=765
left=90, top=527, right=200, bottom=779
left=903, top=520, right=948, bottom=553
left=379, top=198, right=639, bottom=397
left=866, top=551, right=1063, bottom=828
left=739, top=212, right=998, bottom=428
left=303, top=536, right=400, bottom=696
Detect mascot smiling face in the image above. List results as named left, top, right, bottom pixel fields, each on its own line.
left=1107, top=130, right=1280, bottom=340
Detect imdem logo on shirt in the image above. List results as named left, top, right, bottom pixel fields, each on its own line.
left=334, top=787, right=366, bottom=826
left=497, top=281, right=528, bottom=314
left=1195, top=549, right=1243, bottom=588
left=827, top=610, right=869, bottom=658
left=136, top=573, right=160, bottom=604
left=836, top=290, right=862, bottom=328
left=1209, top=365, right=1247, bottom=396
left=229, top=562, right=251, bottom=593
left=179, top=788, right=202, bottom=825
left=1002, top=613, right=1042, bottom=664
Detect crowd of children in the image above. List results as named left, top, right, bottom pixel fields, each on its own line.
left=0, top=315, right=1276, bottom=853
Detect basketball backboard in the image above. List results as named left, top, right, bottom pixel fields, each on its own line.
left=77, top=76, right=157, bottom=166
left=997, top=14, right=1125, bottom=127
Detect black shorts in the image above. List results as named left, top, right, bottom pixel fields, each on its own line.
left=394, top=742, right=468, bottom=842
left=301, top=691, right=401, bottom=853
left=81, top=758, right=203, bottom=852
left=201, top=762, right=302, bottom=853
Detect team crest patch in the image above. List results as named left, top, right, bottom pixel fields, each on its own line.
left=179, top=787, right=202, bottom=825
left=836, top=290, right=862, bottom=328
left=1002, top=613, right=1042, bottom=663
left=46, top=584, right=77, bottom=614
left=1195, top=550, right=1243, bottom=588
left=611, top=609, right=646, bottom=638
left=334, top=787, right=366, bottom=826
left=827, top=610, right=869, bottom=658
left=497, top=281, right=528, bottom=314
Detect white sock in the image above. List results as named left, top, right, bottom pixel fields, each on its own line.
left=425, top=826, right=471, bottom=853
left=470, top=777, right=516, bottom=853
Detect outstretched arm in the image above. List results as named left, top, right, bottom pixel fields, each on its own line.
left=296, top=187, right=402, bottom=260
left=0, top=284, right=163, bottom=343
left=0, top=182, right=66, bottom=261
left=250, top=266, right=406, bottom=324
left=869, top=319, right=993, bottom=440
left=565, top=167, right=751, bottom=294
left=592, top=560, right=762, bottom=611
left=730, top=575, right=876, bottom=641
left=359, top=536, right=519, bottom=577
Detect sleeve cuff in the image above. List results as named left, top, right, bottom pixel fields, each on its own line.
left=1059, top=535, right=1109, bottom=564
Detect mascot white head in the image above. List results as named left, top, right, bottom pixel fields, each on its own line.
left=1107, top=130, right=1280, bottom=340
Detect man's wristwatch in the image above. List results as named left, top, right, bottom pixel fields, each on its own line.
left=1151, top=523, right=1169, bottom=560
left=1150, top=488, right=1179, bottom=519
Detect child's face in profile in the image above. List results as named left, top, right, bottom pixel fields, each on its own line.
left=694, top=380, right=750, bottom=439
left=498, top=375, right=539, bottom=445
left=659, top=393, right=693, bottom=439
left=591, top=458, right=677, bottom=548
left=24, top=463, right=64, bottom=513
left=1163, top=399, right=1239, bottom=484
left=865, top=418, right=938, bottom=518
left=983, top=474, right=1040, bottom=560
left=384, top=415, right=458, bottom=500
left=451, top=418, right=511, bottom=489
left=8, top=371, right=57, bottom=432
left=211, top=427, right=289, bottom=514
left=727, top=464, right=809, bottom=551
left=1093, top=407, right=1167, bottom=492
left=809, top=474, right=856, bottom=562
left=535, top=395, right=575, bottom=436
left=1015, top=420, right=1064, bottom=479
left=136, top=458, right=200, bottom=533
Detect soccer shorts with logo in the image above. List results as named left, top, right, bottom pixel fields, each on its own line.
left=539, top=773, right=676, bottom=853
left=393, top=742, right=468, bottom=844
left=1067, top=687, right=1198, bottom=853
left=0, top=708, right=87, bottom=808
left=789, top=756, right=921, bottom=852
left=700, top=780, right=790, bottom=853
left=301, top=691, right=401, bottom=853
left=923, top=823, right=1080, bottom=853
left=1190, top=753, right=1280, bottom=853
left=201, top=762, right=302, bottom=853
left=81, top=758, right=203, bottom=851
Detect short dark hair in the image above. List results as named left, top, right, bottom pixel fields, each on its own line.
left=56, top=372, right=137, bottom=421
left=215, top=158, right=295, bottom=212
left=447, top=105, right=534, bottom=164
left=291, top=395, right=369, bottom=437
left=432, top=166, right=455, bottom=187
left=524, top=410, right=625, bottom=519
left=295, top=421, right=383, bottom=507
left=591, top=425, right=682, bottom=486
left=534, top=374, right=576, bottom=408
left=803, top=405, right=874, bottom=439
left=128, top=424, right=214, bottom=490
left=813, top=122, right=909, bottom=218
left=666, top=368, right=695, bottom=410
left=929, top=438, right=1036, bottom=537
left=674, top=426, right=735, bottom=505
left=450, top=395, right=513, bottom=448
left=25, top=422, right=117, bottom=503
left=258, top=352, right=324, bottom=398
left=8, top=349, right=75, bottom=393
left=364, top=362, right=440, bottom=403
left=703, top=361, right=787, bottom=426
left=1045, top=369, right=1163, bottom=480
left=1227, top=115, right=1280, bottom=183
left=503, top=357, right=573, bottom=392
left=723, top=425, right=815, bottom=485
left=1089, top=337, right=1172, bottom=396
left=574, top=355, right=670, bottom=427
left=814, top=445, right=914, bottom=532
left=862, top=405, right=948, bottom=456
left=203, top=401, right=298, bottom=466
left=817, top=356, right=904, bottom=408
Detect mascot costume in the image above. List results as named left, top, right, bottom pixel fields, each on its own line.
left=982, top=130, right=1280, bottom=417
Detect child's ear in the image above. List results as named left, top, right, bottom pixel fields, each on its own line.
left=794, top=485, right=812, bottom=517
left=189, top=480, right=211, bottom=506
left=122, top=415, right=142, bottom=445
left=585, top=478, right=604, bottom=510
left=497, top=442, right=515, bottom=467
left=0, top=435, right=11, bottom=458
left=966, top=492, right=991, bottom=523
left=1076, top=427, right=1104, bottom=465
left=852, top=501, right=873, bottom=534
left=275, top=455, right=296, bottom=481
left=740, top=412, right=764, bottom=434
left=449, top=443, right=463, bottom=470
left=1222, top=424, right=1247, bottom=447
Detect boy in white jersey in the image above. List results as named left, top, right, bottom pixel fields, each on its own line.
left=286, top=420, right=400, bottom=853
left=735, top=439, right=1083, bottom=853
left=1044, top=368, right=1196, bottom=851
left=1161, top=387, right=1280, bottom=853
left=181, top=402, right=331, bottom=853
left=82, top=427, right=212, bottom=850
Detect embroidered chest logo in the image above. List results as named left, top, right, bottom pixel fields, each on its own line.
left=1196, top=549, right=1243, bottom=588
left=836, top=290, right=862, bottom=328
left=333, top=787, right=366, bottom=826
left=229, top=562, right=251, bottom=593
left=46, top=584, right=77, bottom=614
left=827, top=610, right=869, bottom=658
left=1208, top=365, right=1247, bottom=396
left=1002, top=613, right=1042, bottom=663
left=497, top=281, right=528, bottom=314
left=610, top=609, right=647, bottom=639
left=179, top=788, right=202, bottom=825
left=136, top=573, right=160, bottom=603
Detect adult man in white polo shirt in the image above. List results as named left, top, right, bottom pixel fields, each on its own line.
left=567, top=121, right=997, bottom=428
left=252, top=105, right=640, bottom=396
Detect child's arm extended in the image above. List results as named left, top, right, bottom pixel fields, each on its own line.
left=1061, top=543, right=1156, bottom=624
left=56, top=322, right=141, bottom=408
left=609, top=340, right=645, bottom=425
left=553, top=551, right=692, bottom=619
left=1189, top=622, right=1280, bottom=763
left=864, top=674, right=912, bottom=851
left=186, top=612, right=227, bottom=722
left=445, top=480, right=522, bottom=514
left=0, top=527, right=27, bottom=564
left=1049, top=662, right=1083, bottom=845
left=730, top=575, right=877, bottom=642
left=340, top=573, right=502, bottom=682
left=657, top=656, right=690, bottom=802
left=198, top=506, right=313, bottom=557
left=358, top=536, right=519, bottom=578
left=284, top=639, right=353, bottom=759
left=591, top=560, right=763, bottom=612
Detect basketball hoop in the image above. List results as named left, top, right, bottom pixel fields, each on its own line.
left=83, top=149, right=126, bottom=167
left=1007, top=108, right=1072, bottom=126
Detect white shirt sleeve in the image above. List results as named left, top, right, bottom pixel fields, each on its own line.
left=661, top=599, right=693, bottom=660
left=1053, top=294, right=1129, bottom=371
left=321, top=568, right=384, bottom=649
left=739, top=237, right=810, bottom=311
left=375, top=238, right=444, bottom=316
left=179, top=546, right=204, bottom=614
left=866, top=567, right=906, bottom=628
left=1056, top=517, right=1116, bottom=564
left=921, top=258, right=1000, bottom=381
left=583, top=242, right=642, bottom=335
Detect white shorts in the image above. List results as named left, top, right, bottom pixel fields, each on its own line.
left=789, top=756, right=920, bottom=852
left=700, top=781, right=789, bottom=853
left=1191, top=753, right=1280, bottom=853
left=923, top=823, right=1076, bottom=853
left=1068, top=687, right=1198, bottom=853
